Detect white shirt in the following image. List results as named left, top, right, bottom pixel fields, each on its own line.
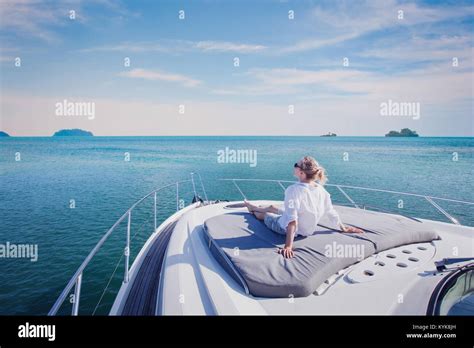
left=278, top=182, right=342, bottom=236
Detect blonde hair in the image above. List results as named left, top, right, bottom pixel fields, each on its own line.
left=296, top=156, right=328, bottom=185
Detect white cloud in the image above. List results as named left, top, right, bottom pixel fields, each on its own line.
left=360, top=35, right=473, bottom=62
left=281, top=0, right=474, bottom=53
left=279, top=33, right=359, bottom=53
left=0, top=56, right=14, bottom=62
left=194, top=41, right=266, bottom=53
left=0, top=0, right=135, bottom=42
left=0, top=0, right=67, bottom=42
left=79, top=41, right=171, bottom=53
left=212, top=63, right=472, bottom=106
left=119, top=68, right=201, bottom=87
left=81, top=40, right=267, bottom=54
left=212, top=68, right=371, bottom=96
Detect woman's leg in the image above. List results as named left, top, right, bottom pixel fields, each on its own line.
left=262, top=213, right=287, bottom=235
left=244, top=200, right=280, bottom=214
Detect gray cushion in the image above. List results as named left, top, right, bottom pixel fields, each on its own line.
left=203, top=207, right=440, bottom=298
left=318, top=206, right=441, bottom=252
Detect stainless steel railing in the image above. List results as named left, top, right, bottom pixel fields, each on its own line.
left=48, top=175, right=206, bottom=316
left=219, top=178, right=474, bottom=225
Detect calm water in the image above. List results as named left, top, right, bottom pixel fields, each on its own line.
left=1, top=136, right=473, bottom=315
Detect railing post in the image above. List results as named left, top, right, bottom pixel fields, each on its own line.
left=425, top=196, right=460, bottom=225
left=71, top=273, right=82, bottom=316
left=277, top=181, right=286, bottom=192
left=190, top=172, right=198, bottom=200
left=197, top=172, right=209, bottom=203
left=154, top=191, right=157, bottom=231
left=176, top=182, right=179, bottom=211
left=124, top=210, right=131, bottom=283
left=232, top=180, right=247, bottom=200
left=336, top=185, right=360, bottom=209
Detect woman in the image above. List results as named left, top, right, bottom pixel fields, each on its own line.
left=244, top=156, right=363, bottom=258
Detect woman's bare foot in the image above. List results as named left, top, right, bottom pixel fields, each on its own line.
left=244, top=200, right=258, bottom=213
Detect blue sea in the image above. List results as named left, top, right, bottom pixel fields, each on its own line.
left=1, top=136, right=473, bottom=315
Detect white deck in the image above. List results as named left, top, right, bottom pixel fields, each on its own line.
left=156, top=201, right=474, bottom=315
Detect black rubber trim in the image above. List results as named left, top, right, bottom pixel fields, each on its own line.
left=426, top=263, right=474, bottom=315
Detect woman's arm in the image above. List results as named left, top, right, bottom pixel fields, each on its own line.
left=325, top=193, right=364, bottom=233
left=278, top=220, right=297, bottom=258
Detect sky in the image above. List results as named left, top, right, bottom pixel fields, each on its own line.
left=0, top=0, right=473, bottom=136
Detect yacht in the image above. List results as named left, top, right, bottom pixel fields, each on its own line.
left=48, top=175, right=474, bottom=316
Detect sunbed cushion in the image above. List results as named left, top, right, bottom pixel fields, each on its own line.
left=203, top=206, right=440, bottom=298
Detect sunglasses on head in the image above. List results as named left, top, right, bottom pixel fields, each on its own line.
left=294, top=162, right=302, bottom=169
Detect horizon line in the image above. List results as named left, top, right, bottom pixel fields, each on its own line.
left=1, top=135, right=473, bottom=138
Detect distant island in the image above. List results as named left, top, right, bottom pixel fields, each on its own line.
left=385, top=128, right=419, bottom=137
left=321, top=132, right=337, bottom=137
left=53, top=129, right=93, bottom=136
left=0, top=131, right=10, bottom=137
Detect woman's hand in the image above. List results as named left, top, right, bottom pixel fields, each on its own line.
left=278, top=246, right=294, bottom=258
left=341, top=225, right=364, bottom=233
